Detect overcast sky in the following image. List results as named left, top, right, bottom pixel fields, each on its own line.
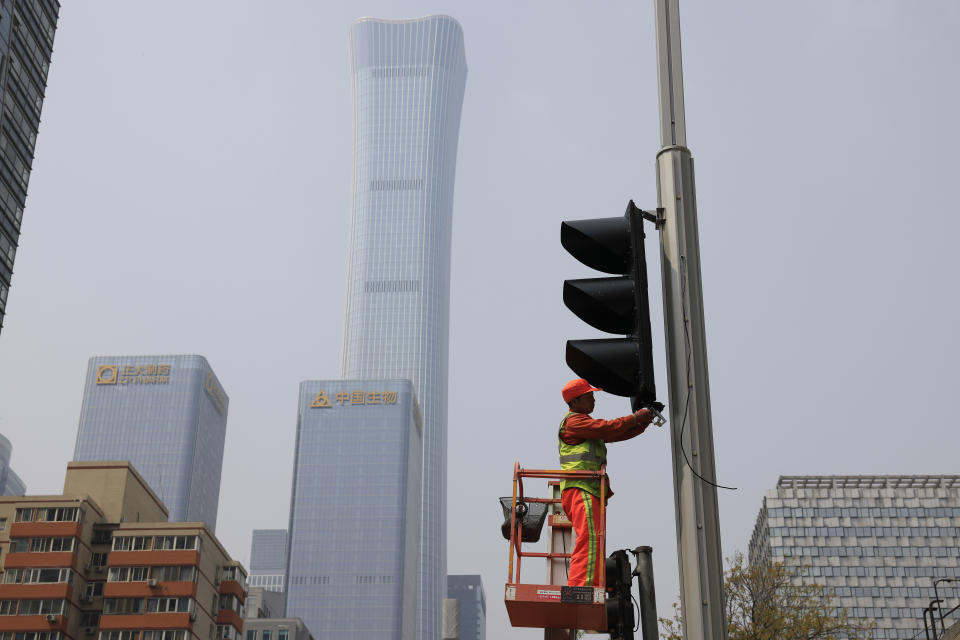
left=1, top=1, right=959, bottom=638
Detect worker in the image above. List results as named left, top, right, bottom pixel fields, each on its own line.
left=559, top=378, right=654, bottom=587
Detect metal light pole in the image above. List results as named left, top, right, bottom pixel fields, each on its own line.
left=652, top=0, right=727, bottom=638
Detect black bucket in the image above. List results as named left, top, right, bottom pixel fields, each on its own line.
left=499, top=497, right=549, bottom=543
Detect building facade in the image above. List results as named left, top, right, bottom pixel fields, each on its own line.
left=284, top=380, right=422, bottom=640
left=0, top=461, right=246, bottom=640
left=0, top=0, right=60, bottom=333
left=0, top=434, right=25, bottom=496
left=242, top=618, right=312, bottom=640
left=247, top=531, right=286, bottom=592
left=446, top=575, right=485, bottom=640
left=749, top=476, right=960, bottom=640
left=343, top=16, right=467, bottom=639
left=73, top=355, right=229, bottom=531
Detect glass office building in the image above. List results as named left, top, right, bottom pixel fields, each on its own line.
left=0, top=433, right=25, bottom=495
left=749, top=476, right=960, bottom=639
left=0, top=0, right=60, bottom=333
left=73, top=354, right=229, bottom=530
left=249, top=528, right=288, bottom=591
left=285, top=380, right=422, bottom=640
left=343, top=16, right=466, bottom=639
left=447, top=575, right=486, bottom=640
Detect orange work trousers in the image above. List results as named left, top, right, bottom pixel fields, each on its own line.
left=561, top=488, right=603, bottom=586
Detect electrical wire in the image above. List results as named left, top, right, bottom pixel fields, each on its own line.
left=677, top=255, right=737, bottom=491
left=632, top=592, right=641, bottom=633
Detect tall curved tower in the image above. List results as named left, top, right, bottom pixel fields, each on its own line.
left=342, top=15, right=466, bottom=640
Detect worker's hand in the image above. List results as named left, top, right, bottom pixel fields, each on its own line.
left=633, top=409, right=654, bottom=429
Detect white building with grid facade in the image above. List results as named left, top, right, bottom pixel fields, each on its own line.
left=341, top=15, right=467, bottom=640
left=749, top=476, right=960, bottom=639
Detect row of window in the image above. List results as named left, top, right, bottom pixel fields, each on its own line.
left=244, top=630, right=290, bottom=640
left=766, top=506, right=960, bottom=518
left=10, top=537, right=75, bottom=553
left=103, top=598, right=193, bottom=615
left=3, top=568, right=71, bottom=584
left=0, top=176, right=25, bottom=226
left=112, top=536, right=199, bottom=552
left=775, top=545, right=960, bottom=558
left=768, top=525, right=960, bottom=538
left=217, top=595, right=241, bottom=616
left=14, top=507, right=83, bottom=522
left=18, top=0, right=57, bottom=47
left=99, top=632, right=186, bottom=640
left=0, top=599, right=65, bottom=616
left=0, top=633, right=61, bottom=640
left=108, top=566, right=196, bottom=583
left=798, top=565, right=960, bottom=578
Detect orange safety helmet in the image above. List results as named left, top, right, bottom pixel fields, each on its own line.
left=561, top=378, right=602, bottom=403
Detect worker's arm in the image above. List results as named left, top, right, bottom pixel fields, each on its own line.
left=562, top=410, right=653, bottom=443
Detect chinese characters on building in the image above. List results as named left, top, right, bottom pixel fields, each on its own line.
left=310, top=390, right=399, bottom=408
left=96, top=364, right=172, bottom=385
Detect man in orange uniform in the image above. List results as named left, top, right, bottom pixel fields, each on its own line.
left=559, top=378, right=654, bottom=587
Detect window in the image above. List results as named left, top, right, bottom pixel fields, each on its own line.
left=78, top=611, right=100, bottom=627
left=23, top=568, right=71, bottom=583
left=0, top=601, right=17, bottom=615
left=246, top=631, right=257, bottom=640
left=112, top=536, right=150, bottom=551
left=14, top=508, right=33, bottom=522
left=91, top=529, right=113, bottom=545
left=277, top=630, right=288, bottom=640
left=0, top=633, right=61, bottom=640
left=150, top=566, right=195, bottom=582
left=17, top=600, right=65, bottom=615
left=141, top=632, right=185, bottom=640
left=26, top=538, right=74, bottom=553
left=84, top=583, right=104, bottom=598
left=153, top=536, right=197, bottom=551
left=89, top=552, right=108, bottom=568
left=108, top=567, right=148, bottom=582
left=3, top=570, right=22, bottom=584
left=261, top=632, right=271, bottom=640
left=36, top=508, right=80, bottom=523
left=145, top=597, right=190, bottom=613
left=99, top=632, right=137, bottom=640
left=102, top=598, right=144, bottom=615
left=0, top=518, right=6, bottom=531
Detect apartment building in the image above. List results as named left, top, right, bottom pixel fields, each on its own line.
left=0, top=462, right=246, bottom=640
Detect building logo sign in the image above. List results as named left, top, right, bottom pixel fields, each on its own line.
left=310, top=390, right=399, bottom=408
left=96, top=364, right=171, bottom=385
left=205, top=373, right=227, bottom=416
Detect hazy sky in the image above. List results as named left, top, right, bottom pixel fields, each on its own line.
left=1, top=1, right=959, bottom=638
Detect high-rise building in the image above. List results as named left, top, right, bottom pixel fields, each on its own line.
left=0, top=461, right=246, bottom=640
left=0, top=0, right=60, bottom=333
left=447, top=575, right=486, bottom=640
left=284, top=380, right=422, bottom=640
left=749, top=475, right=960, bottom=640
left=342, top=16, right=467, bottom=638
left=0, top=433, right=25, bottom=495
left=248, top=529, right=288, bottom=592
left=73, top=355, right=229, bottom=530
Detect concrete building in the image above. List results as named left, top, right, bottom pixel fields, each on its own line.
left=243, top=588, right=285, bottom=621
left=247, top=531, right=286, bottom=592
left=0, top=461, right=246, bottom=640
left=342, top=16, right=467, bottom=638
left=0, top=434, right=25, bottom=496
left=284, top=380, right=421, bottom=640
left=73, top=355, right=229, bottom=530
left=241, top=618, right=312, bottom=640
left=749, top=475, right=960, bottom=640
left=447, top=575, right=485, bottom=640
left=0, top=0, right=60, bottom=333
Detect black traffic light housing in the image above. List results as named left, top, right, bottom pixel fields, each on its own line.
left=562, top=201, right=658, bottom=411
left=605, top=550, right=635, bottom=640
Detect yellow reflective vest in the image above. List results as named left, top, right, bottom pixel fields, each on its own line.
left=558, top=411, right=607, bottom=497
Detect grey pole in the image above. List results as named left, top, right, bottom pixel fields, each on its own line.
left=632, top=546, right=659, bottom=640
left=652, top=1, right=727, bottom=639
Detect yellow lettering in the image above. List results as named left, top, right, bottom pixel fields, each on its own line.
left=310, top=391, right=332, bottom=408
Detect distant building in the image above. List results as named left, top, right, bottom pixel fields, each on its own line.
left=343, top=16, right=467, bottom=639
left=73, top=355, right=229, bottom=530
left=0, top=0, right=60, bottom=333
left=249, top=529, right=287, bottom=592
left=447, top=575, right=485, bottom=640
left=284, top=380, right=422, bottom=640
left=750, top=475, right=960, bottom=640
left=242, top=617, right=313, bottom=640
left=245, top=587, right=286, bottom=620
left=0, top=461, right=246, bottom=640
left=0, top=433, right=25, bottom=495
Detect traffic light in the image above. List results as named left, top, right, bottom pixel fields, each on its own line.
left=605, top=550, right=635, bottom=640
left=562, top=200, right=657, bottom=411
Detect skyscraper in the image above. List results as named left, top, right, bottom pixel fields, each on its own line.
left=249, top=528, right=288, bottom=591
left=447, top=575, right=486, bottom=640
left=0, top=0, right=60, bottom=333
left=0, top=433, right=25, bottom=495
left=750, top=475, right=960, bottom=640
left=73, top=354, right=229, bottom=530
left=342, top=16, right=467, bottom=638
left=285, top=380, right=422, bottom=640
